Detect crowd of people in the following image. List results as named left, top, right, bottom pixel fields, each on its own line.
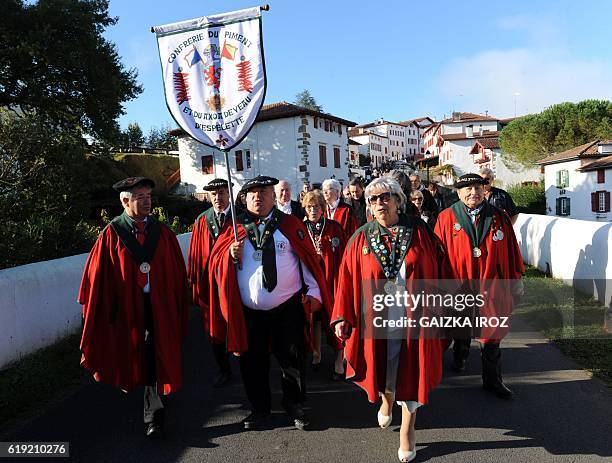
left=78, top=167, right=523, bottom=462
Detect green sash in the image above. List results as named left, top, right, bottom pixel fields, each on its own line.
left=109, top=212, right=161, bottom=265
left=364, top=214, right=415, bottom=279
left=450, top=201, right=494, bottom=247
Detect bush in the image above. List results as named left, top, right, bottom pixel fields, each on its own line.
left=507, top=183, right=546, bottom=214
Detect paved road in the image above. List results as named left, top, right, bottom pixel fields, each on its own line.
left=8, top=309, right=612, bottom=462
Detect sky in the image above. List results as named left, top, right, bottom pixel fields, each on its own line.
left=104, top=0, right=612, bottom=134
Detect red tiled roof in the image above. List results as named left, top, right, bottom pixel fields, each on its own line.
left=578, top=154, right=612, bottom=171
left=169, top=101, right=356, bottom=136
left=475, top=138, right=501, bottom=149
left=441, top=112, right=499, bottom=123
left=440, top=131, right=500, bottom=142
left=538, top=140, right=603, bottom=165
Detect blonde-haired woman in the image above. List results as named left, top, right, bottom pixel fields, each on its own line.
left=301, top=190, right=346, bottom=379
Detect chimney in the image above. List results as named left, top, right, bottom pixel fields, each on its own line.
left=452, top=111, right=461, bottom=121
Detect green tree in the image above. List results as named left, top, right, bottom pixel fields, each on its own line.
left=147, top=123, right=178, bottom=150
left=294, top=89, right=323, bottom=112
left=500, top=100, right=612, bottom=167
left=0, top=0, right=142, bottom=141
left=0, top=110, right=97, bottom=269
left=124, top=122, right=145, bottom=148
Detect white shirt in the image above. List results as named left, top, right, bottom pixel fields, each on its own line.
left=237, top=227, right=322, bottom=310
left=277, top=200, right=292, bottom=215
left=327, top=198, right=341, bottom=220
left=214, top=205, right=231, bottom=224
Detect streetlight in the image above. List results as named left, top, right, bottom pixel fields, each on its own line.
left=513, top=92, right=520, bottom=117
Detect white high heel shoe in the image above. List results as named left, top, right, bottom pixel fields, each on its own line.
left=397, top=448, right=416, bottom=462
left=377, top=410, right=392, bottom=428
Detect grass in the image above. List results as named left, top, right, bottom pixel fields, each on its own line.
left=514, top=266, right=612, bottom=385
left=0, top=333, right=90, bottom=437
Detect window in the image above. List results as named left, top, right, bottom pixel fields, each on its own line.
left=319, top=145, right=327, bottom=167
left=556, top=169, right=569, bottom=188
left=201, top=155, right=214, bottom=174
left=235, top=150, right=244, bottom=171
left=591, top=191, right=610, bottom=213
left=338, top=124, right=342, bottom=135
left=324, top=120, right=330, bottom=132
left=597, top=169, right=605, bottom=183
left=556, top=197, right=570, bottom=216
left=333, top=147, right=341, bottom=168
left=313, top=117, right=318, bottom=129
left=245, top=149, right=251, bottom=169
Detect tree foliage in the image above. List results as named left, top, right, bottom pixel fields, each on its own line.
left=500, top=100, right=612, bottom=167
left=0, top=110, right=98, bottom=269
left=294, top=89, right=323, bottom=112
left=0, top=0, right=142, bottom=141
left=146, top=123, right=178, bottom=150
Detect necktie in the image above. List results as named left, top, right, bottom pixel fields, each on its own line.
left=258, top=220, right=277, bottom=292
left=217, top=212, right=225, bottom=229
left=135, top=221, right=147, bottom=289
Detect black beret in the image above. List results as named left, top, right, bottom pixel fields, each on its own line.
left=241, top=175, right=279, bottom=192
left=112, top=177, right=155, bottom=192
left=202, top=178, right=232, bottom=191
left=453, top=173, right=489, bottom=189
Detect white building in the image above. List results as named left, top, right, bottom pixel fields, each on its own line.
left=400, top=116, right=435, bottom=159
left=349, top=119, right=411, bottom=161
left=436, top=112, right=540, bottom=187
left=171, top=102, right=356, bottom=197
left=348, top=128, right=389, bottom=168
left=539, top=140, right=612, bottom=221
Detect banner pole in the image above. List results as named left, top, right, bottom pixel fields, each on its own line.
left=150, top=5, right=269, bottom=32
left=223, top=149, right=240, bottom=242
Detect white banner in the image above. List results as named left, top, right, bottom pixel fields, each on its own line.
left=153, top=7, right=266, bottom=151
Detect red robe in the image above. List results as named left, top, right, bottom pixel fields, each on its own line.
left=78, top=218, right=188, bottom=394
left=434, top=204, right=524, bottom=341
left=307, top=218, right=346, bottom=350
left=187, top=208, right=231, bottom=330
left=326, top=202, right=359, bottom=238
left=331, top=217, right=449, bottom=404
left=208, top=213, right=333, bottom=353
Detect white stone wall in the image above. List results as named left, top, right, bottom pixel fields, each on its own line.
left=514, top=214, right=612, bottom=304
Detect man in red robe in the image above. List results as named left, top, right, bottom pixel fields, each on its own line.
left=208, top=176, right=332, bottom=431
left=434, top=173, right=524, bottom=399
left=322, top=178, right=359, bottom=237
left=187, top=178, right=233, bottom=387
left=79, top=177, right=188, bottom=438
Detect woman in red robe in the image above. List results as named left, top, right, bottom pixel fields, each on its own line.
left=332, top=177, right=448, bottom=462
left=301, top=190, right=347, bottom=379
left=322, top=178, right=359, bottom=237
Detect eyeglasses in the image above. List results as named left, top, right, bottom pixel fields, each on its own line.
left=411, top=198, right=423, bottom=202
left=305, top=204, right=322, bottom=210
left=368, top=192, right=392, bottom=203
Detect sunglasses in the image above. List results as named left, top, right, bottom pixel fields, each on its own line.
left=368, top=192, right=392, bottom=203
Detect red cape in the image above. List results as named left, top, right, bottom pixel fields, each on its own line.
left=208, top=213, right=333, bottom=353
left=187, top=209, right=231, bottom=330
left=309, top=218, right=346, bottom=350
left=326, top=202, right=359, bottom=238
left=434, top=205, right=525, bottom=341
left=331, top=219, right=450, bottom=404
left=78, top=221, right=188, bottom=394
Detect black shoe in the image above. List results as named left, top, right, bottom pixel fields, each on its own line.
left=145, top=409, right=165, bottom=439
left=284, top=403, right=310, bottom=430
left=451, top=357, right=466, bottom=373
left=213, top=370, right=232, bottom=388
left=242, top=411, right=270, bottom=430
left=483, top=381, right=513, bottom=399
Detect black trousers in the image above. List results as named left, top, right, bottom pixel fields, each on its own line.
left=239, top=293, right=306, bottom=414
left=211, top=339, right=231, bottom=374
